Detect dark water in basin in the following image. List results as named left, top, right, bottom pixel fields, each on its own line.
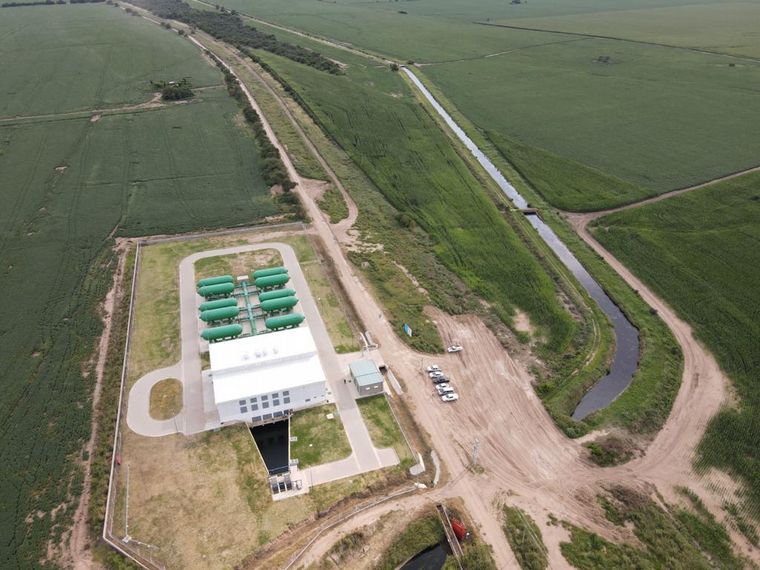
left=251, top=420, right=289, bottom=475
left=402, top=68, right=640, bottom=419
left=401, top=543, right=448, bottom=570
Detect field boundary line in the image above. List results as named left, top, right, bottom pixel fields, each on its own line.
left=570, top=163, right=760, bottom=221
left=139, top=220, right=306, bottom=245
left=475, top=21, right=760, bottom=63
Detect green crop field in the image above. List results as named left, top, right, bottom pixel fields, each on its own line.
left=592, top=172, right=760, bottom=516
left=248, top=46, right=578, bottom=354
left=424, top=40, right=760, bottom=209
left=0, top=5, right=279, bottom=566
left=214, top=0, right=760, bottom=210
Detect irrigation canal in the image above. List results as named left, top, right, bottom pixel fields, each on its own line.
left=402, top=67, right=639, bottom=420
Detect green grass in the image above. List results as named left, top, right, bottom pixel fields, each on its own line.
left=490, top=2, right=760, bottom=59
left=425, top=40, right=760, bottom=203
left=289, top=404, right=352, bottom=468
left=149, top=378, right=183, bottom=420
left=374, top=512, right=444, bottom=570
left=485, top=132, right=652, bottom=212
left=501, top=506, right=548, bottom=570
left=234, top=45, right=480, bottom=353
left=317, top=186, right=349, bottom=223
left=592, top=172, right=760, bottom=516
left=0, top=7, right=279, bottom=566
left=560, top=486, right=743, bottom=569
left=407, top=68, right=681, bottom=439
left=0, top=5, right=221, bottom=117
left=356, top=395, right=412, bottom=462
left=250, top=47, right=577, bottom=354
left=214, top=0, right=760, bottom=207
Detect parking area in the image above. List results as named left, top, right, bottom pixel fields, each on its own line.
left=423, top=344, right=465, bottom=404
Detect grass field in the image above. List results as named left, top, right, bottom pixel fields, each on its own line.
left=0, top=6, right=221, bottom=117
left=560, top=486, right=743, bottom=568
left=149, top=378, right=183, bottom=420
left=0, top=6, right=281, bottom=566
left=290, top=404, right=352, bottom=468
left=592, top=172, right=760, bottom=517
left=501, top=506, right=548, bottom=570
left=425, top=40, right=760, bottom=207
left=215, top=0, right=760, bottom=209
left=249, top=47, right=578, bottom=355
left=356, top=395, right=413, bottom=464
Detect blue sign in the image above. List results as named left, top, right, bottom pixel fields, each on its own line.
left=403, top=323, right=413, bottom=337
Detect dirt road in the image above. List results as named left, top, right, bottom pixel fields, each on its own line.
left=83, top=11, right=749, bottom=566
left=182, top=32, right=752, bottom=567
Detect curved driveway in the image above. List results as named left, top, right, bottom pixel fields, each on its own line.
left=126, top=241, right=397, bottom=482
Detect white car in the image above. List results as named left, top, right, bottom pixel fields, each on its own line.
left=441, top=393, right=459, bottom=402
left=426, top=365, right=441, bottom=372
left=435, top=383, right=452, bottom=392
left=429, top=371, right=444, bottom=378
left=447, top=345, right=463, bottom=353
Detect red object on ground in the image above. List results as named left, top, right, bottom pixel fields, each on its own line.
left=451, top=518, right=469, bottom=542
left=115, top=454, right=122, bottom=466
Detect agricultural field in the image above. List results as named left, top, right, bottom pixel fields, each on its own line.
left=591, top=172, right=760, bottom=516
left=215, top=0, right=760, bottom=209
left=246, top=45, right=579, bottom=355
left=0, top=5, right=280, bottom=566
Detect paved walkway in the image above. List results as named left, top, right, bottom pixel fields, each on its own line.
left=126, top=364, right=185, bottom=436
left=126, top=241, right=397, bottom=479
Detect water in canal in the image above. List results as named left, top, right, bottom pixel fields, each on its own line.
left=401, top=543, right=448, bottom=570
left=402, top=68, right=640, bottom=419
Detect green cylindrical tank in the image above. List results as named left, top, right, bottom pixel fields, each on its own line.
left=252, top=266, right=288, bottom=279
left=198, top=282, right=235, bottom=298
left=258, top=288, right=296, bottom=302
left=200, top=306, right=240, bottom=322
left=199, top=298, right=238, bottom=312
left=255, top=273, right=290, bottom=290
left=265, top=313, right=305, bottom=330
left=197, top=275, right=234, bottom=289
left=201, top=324, right=243, bottom=342
left=260, top=296, right=298, bottom=313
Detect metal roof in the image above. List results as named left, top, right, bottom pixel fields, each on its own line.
left=209, top=327, right=325, bottom=404
left=349, top=359, right=383, bottom=387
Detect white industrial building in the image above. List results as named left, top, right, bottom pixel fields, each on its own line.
left=208, top=327, right=328, bottom=425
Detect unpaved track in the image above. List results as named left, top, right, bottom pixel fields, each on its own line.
left=109, top=12, right=753, bottom=566
left=185, top=31, right=750, bottom=567
left=569, top=163, right=760, bottom=224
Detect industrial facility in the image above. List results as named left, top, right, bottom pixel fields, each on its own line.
left=195, top=266, right=327, bottom=427
left=349, top=359, right=385, bottom=397
left=208, top=327, right=327, bottom=424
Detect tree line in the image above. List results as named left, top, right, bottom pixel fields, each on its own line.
left=206, top=50, right=296, bottom=192
left=128, top=0, right=342, bottom=74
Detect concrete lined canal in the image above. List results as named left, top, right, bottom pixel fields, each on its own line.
left=402, top=67, right=640, bottom=420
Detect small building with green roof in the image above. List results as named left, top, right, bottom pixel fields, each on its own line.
left=349, top=359, right=384, bottom=398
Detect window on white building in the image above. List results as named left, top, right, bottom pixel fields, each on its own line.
left=273, top=399, right=280, bottom=406
left=283, top=396, right=290, bottom=404
left=262, top=401, right=269, bottom=409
